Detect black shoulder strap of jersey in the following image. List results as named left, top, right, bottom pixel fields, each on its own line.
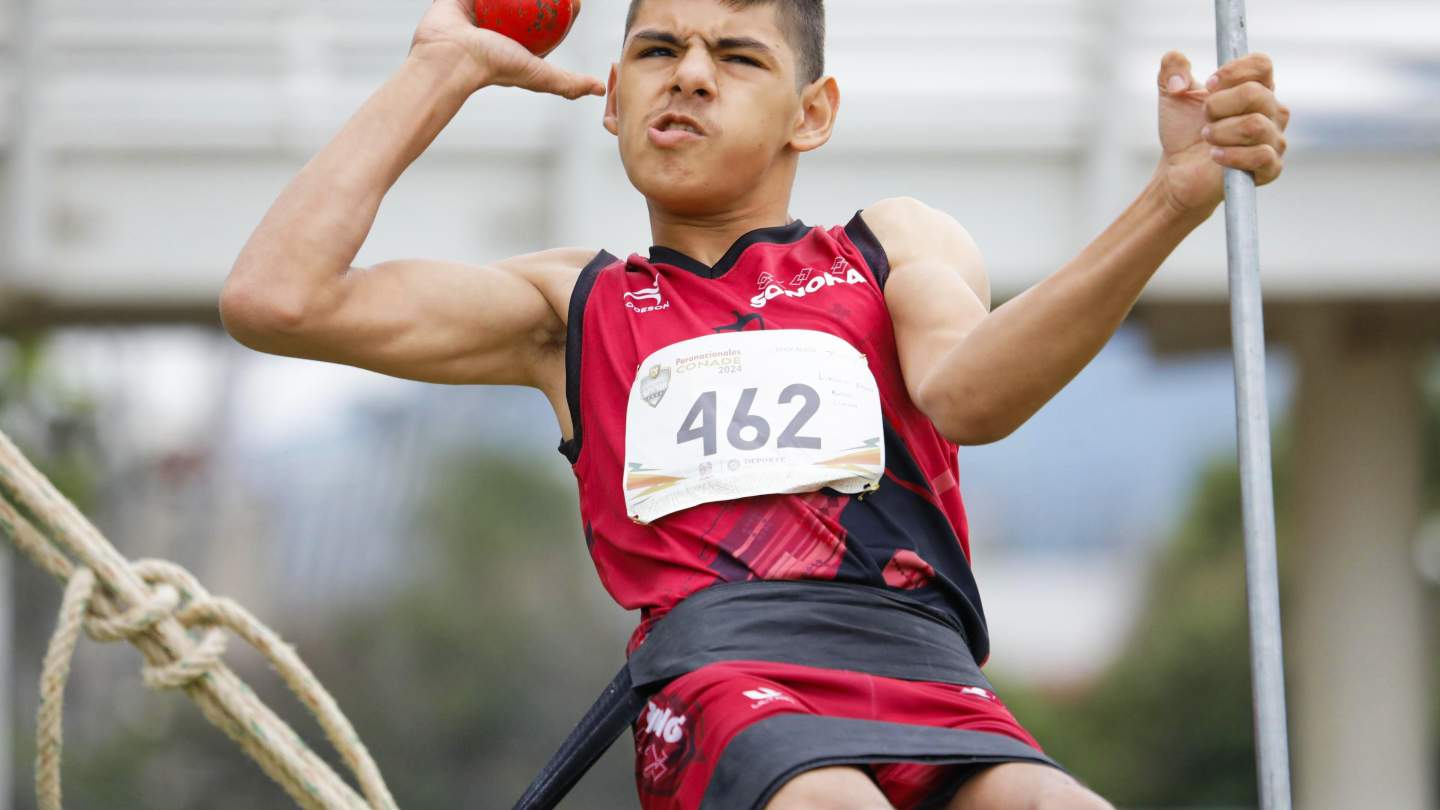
left=843, top=210, right=892, bottom=291
left=557, top=249, right=621, bottom=464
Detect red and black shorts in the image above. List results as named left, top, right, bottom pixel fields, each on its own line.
left=632, top=659, right=1054, bottom=810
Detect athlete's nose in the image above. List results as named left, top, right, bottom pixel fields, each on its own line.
left=670, top=45, right=717, bottom=99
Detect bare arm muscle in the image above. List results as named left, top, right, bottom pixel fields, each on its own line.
left=221, top=248, right=593, bottom=388
left=873, top=177, right=1204, bottom=445
left=866, top=197, right=993, bottom=441
left=215, top=42, right=596, bottom=391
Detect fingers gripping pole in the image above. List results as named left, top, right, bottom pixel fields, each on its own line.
left=1213, top=3, right=1294, bottom=809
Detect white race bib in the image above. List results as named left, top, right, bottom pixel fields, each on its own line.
left=624, top=329, right=885, bottom=524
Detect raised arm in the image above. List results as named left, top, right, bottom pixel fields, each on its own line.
left=875, top=185, right=1198, bottom=445
left=877, top=51, right=1289, bottom=445
left=218, top=0, right=605, bottom=389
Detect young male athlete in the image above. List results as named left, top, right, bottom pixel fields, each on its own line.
left=220, top=0, right=1290, bottom=807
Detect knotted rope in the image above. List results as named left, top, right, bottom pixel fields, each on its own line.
left=0, top=428, right=399, bottom=810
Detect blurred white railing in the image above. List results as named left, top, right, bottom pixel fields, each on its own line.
left=0, top=0, right=1436, bottom=308
left=0, top=0, right=1432, bottom=153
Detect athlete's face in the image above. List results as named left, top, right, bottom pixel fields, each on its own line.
left=604, top=0, right=838, bottom=216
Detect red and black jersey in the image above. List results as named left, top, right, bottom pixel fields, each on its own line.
left=559, top=213, right=991, bottom=664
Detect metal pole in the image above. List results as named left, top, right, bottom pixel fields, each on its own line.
left=1213, top=3, right=1293, bottom=809
left=1, top=0, right=46, bottom=798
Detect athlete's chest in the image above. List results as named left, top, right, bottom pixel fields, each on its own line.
left=602, top=250, right=885, bottom=366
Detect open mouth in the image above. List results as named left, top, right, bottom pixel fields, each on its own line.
left=647, top=112, right=707, bottom=147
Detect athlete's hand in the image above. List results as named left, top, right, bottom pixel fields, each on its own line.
left=1153, top=51, right=1290, bottom=217
left=409, top=0, right=605, bottom=100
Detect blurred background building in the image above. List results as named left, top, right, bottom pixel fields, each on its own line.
left=0, top=0, right=1436, bottom=807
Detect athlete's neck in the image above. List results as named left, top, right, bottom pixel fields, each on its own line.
left=646, top=201, right=795, bottom=268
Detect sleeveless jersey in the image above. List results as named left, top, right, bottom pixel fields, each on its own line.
left=558, top=213, right=992, bottom=664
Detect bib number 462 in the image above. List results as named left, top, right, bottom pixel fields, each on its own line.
left=676, top=385, right=822, bottom=457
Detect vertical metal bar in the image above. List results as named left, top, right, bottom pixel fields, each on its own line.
left=1213, top=3, right=1293, bottom=809
left=1, top=0, right=46, bottom=800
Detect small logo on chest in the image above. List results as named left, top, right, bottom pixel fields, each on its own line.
left=712, top=310, right=767, bottom=333
left=751, top=257, right=867, bottom=309
left=625, top=274, right=672, bottom=314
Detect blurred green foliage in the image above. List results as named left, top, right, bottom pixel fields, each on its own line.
left=55, top=450, right=639, bottom=810
left=1425, top=363, right=1440, bottom=512
left=312, top=449, right=636, bottom=808
left=997, top=457, right=1266, bottom=806
left=1, top=332, right=123, bottom=807
left=999, top=363, right=1440, bottom=807
left=1, top=332, right=634, bottom=809
left=0, top=333, right=102, bottom=508
left=1426, top=362, right=1440, bottom=754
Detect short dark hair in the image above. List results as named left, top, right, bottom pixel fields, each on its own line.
left=624, top=0, right=826, bottom=85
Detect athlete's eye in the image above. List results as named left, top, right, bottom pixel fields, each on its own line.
left=638, top=46, right=675, bottom=58
left=724, top=55, right=762, bottom=67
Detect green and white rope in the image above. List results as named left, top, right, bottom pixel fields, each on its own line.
left=0, top=428, right=399, bottom=810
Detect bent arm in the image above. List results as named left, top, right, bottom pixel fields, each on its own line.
left=875, top=180, right=1207, bottom=445
left=219, top=44, right=595, bottom=388
left=222, top=45, right=481, bottom=329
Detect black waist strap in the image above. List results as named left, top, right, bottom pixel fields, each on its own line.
left=628, top=580, right=989, bottom=690
left=512, top=580, right=988, bottom=810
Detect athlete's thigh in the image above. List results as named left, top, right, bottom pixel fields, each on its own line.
left=946, top=762, right=1113, bottom=810
left=765, top=766, right=896, bottom=810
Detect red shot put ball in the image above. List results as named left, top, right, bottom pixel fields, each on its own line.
left=475, top=0, right=581, bottom=58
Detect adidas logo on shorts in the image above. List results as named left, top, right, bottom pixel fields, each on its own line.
left=742, top=686, right=798, bottom=710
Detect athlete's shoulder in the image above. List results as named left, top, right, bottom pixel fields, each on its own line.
left=853, top=197, right=988, bottom=304
left=497, top=245, right=620, bottom=302
left=495, top=246, right=619, bottom=280
left=854, top=197, right=978, bottom=262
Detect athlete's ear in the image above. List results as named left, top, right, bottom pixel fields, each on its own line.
left=603, top=63, right=621, bottom=136
left=789, top=75, right=839, bottom=153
